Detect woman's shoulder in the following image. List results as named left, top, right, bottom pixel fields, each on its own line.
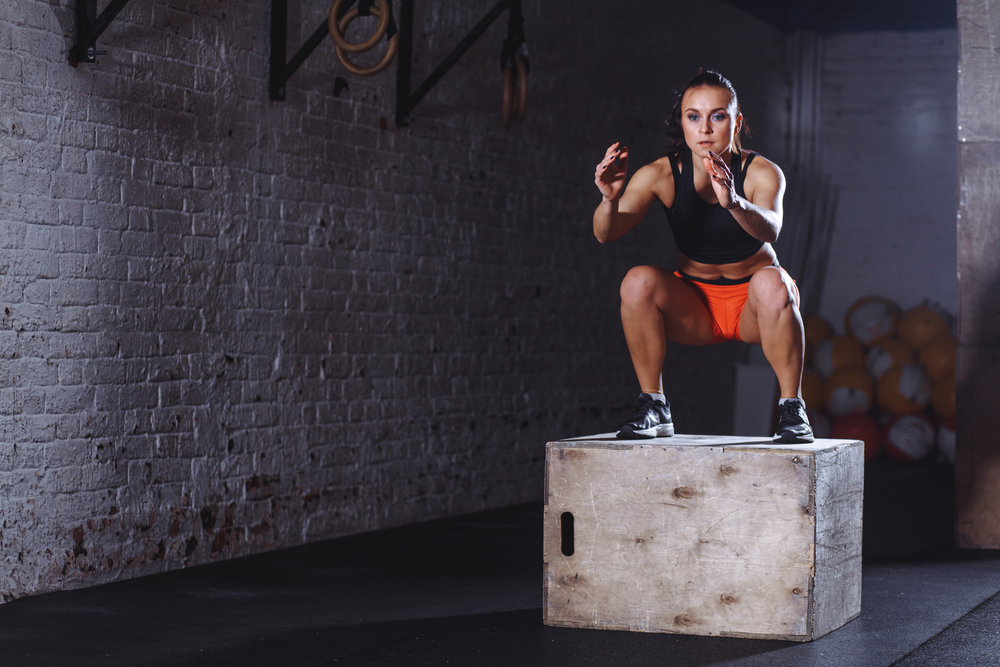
left=643, top=153, right=685, bottom=183
left=648, top=155, right=680, bottom=199
left=743, top=150, right=784, bottom=180
left=741, top=150, right=785, bottom=200
left=624, top=155, right=677, bottom=209
left=631, top=155, right=676, bottom=188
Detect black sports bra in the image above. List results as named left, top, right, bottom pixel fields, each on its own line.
left=661, top=150, right=765, bottom=265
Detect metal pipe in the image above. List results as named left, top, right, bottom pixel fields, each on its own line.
left=394, top=0, right=414, bottom=126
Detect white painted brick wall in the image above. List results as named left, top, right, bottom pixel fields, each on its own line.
left=0, top=0, right=788, bottom=600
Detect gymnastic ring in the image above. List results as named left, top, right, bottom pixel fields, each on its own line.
left=513, top=59, right=528, bottom=122
left=334, top=7, right=399, bottom=76
left=501, top=65, right=514, bottom=129
left=329, top=0, right=390, bottom=54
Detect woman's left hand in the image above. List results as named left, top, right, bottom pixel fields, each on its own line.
left=704, top=151, right=739, bottom=210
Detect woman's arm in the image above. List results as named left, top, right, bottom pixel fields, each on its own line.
left=704, top=152, right=785, bottom=244
left=593, top=144, right=669, bottom=244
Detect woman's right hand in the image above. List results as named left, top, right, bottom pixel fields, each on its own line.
left=595, top=142, right=628, bottom=202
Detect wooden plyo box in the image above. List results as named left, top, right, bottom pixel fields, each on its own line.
left=543, top=434, right=863, bottom=642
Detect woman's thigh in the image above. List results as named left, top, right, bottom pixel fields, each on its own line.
left=621, top=265, right=715, bottom=346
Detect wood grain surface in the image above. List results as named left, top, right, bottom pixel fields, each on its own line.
left=543, top=436, right=863, bottom=641
left=812, top=442, right=864, bottom=638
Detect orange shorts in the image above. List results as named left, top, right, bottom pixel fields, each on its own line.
left=673, top=269, right=797, bottom=344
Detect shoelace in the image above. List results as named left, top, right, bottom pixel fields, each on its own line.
left=627, top=397, right=656, bottom=422
left=778, top=401, right=803, bottom=422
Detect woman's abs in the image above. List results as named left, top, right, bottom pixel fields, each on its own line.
left=677, top=244, right=778, bottom=282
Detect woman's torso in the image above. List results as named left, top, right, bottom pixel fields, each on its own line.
left=653, top=149, right=778, bottom=281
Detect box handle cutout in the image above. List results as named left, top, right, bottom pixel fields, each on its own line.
left=560, top=512, right=574, bottom=556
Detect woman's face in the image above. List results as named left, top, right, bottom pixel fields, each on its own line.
left=680, top=85, right=740, bottom=159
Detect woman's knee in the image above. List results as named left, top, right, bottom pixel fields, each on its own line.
left=620, top=266, right=663, bottom=307
left=749, top=268, right=795, bottom=314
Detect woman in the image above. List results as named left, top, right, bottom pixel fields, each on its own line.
left=593, top=70, right=812, bottom=443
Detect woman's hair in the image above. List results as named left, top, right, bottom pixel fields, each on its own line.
left=664, top=70, right=748, bottom=156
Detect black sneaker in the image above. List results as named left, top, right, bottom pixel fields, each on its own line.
left=617, top=394, right=675, bottom=440
left=773, top=399, right=814, bottom=443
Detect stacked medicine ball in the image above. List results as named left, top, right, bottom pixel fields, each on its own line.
left=802, top=297, right=956, bottom=464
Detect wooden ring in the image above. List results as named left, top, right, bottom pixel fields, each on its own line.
left=501, top=65, right=514, bottom=129
left=329, top=0, right=390, bottom=54
left=334, top=7, right=399, bottom=76
left=514, top=59, right=528, bottom=122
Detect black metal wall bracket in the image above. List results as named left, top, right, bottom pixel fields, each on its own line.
left=270, top=0, right=395, bottom=100
left=272, top=0, right=527, bottom=126
left=70, top=0, right=134, bottom=65
left=394, top=0, right=524, bottom=127
left=270, top=0, right=331, bottom=101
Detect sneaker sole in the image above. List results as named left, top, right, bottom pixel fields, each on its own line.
left=773, top=431, right=815, bottom=444
left=617, top=430, right=654, bottom=440
left=617, top=424, right=675, bottom=440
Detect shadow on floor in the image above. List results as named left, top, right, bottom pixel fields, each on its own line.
left=326, top=608, right=795, bottom=667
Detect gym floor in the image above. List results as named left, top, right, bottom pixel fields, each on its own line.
left=2, top=460, right=998, bottom=667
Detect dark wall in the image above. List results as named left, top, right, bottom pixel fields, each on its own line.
left=814, top=28, right=958, bottom=322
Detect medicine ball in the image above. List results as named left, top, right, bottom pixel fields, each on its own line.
left=897, top=304, right=950, bottom=351
left=844, top=296, right=898, bottom=347
left=866, top=339, right=916, bottom=380
left=812, top=335, right=865, bottom=379
left=801, top=369, right=825, bottom=411
left=804, top=314, right=834, bottom=348
left=884, top=413, right=936, bottom=462
left=930, top=373, right=956, bottom=421
left=876, top=363, right=931, bottom=415
left=831, top=413, right=882, bottom=461
left=824, top=366, right=874, bottom=417
left=919, top=335, right=957, bottom=382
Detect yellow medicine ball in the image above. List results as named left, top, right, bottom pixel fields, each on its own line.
left=931, top=374, right=956, bottom=421
left=866, top=339, right=916, bottom=379
left=919, top=335, right=957, bottom=382
left=898, top=305, right=950, bottom=351
left=804, top=314, right=834, bottom=348
left=812, top=335, right=866, bottom=379
left=844, top=296, right=899, bottom=347
left=803, top=314, right=834, bottom=364
left=801, top=369, right=825, bottom=411
left=876, top=363, right=931, bottom=415
left=823, top=366, right=875, bottom=417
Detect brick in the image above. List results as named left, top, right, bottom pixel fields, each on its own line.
left=45, top=385, right=96, bottom=414
left=21, top=278, right=51, bottom=305
left=24, top=414, right=57, bottom=443
left=50, top=278, right=99, bottom=306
